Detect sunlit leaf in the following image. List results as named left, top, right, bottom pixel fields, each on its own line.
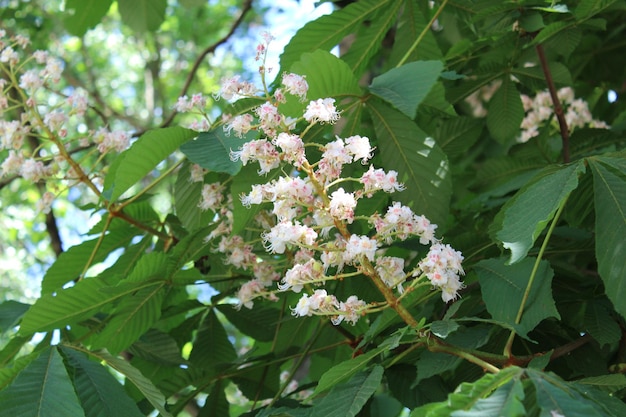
left=64, top=0, right=113, bottom=36
left=118, top=0, right=166, bottom=32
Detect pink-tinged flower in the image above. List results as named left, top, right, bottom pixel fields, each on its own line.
left=230, top=139, right=280, bottom=174
left=255, top=102, right=282, bottom=137
left=329, top=188, right=356, bottom=223
left=240, top=184, right=266, bottom=207
left=174, top=96, right=193, bottom=112
left=19, top=69, right=43, bottom=92
left=273, top=132, right=305, bottom=166
left=14, top=34, right=30, bottom=48
left=345, top=135, right=373, bottom=163
left=0, top=47, right=19, bottom=65
left=303, top=98, right=340, bottom=124
left=375, top=256, right=406, bottom=291
left=44, top=111, right=68, bottom=133
left=189, top=164, right=206, bottom=182
left=292, top=293, right=313, bottom=317
left=360, top=166, right=405, bottom=195
left=262, top=221, right=318, bottom=254
left=190, top=93, right=206, bottom=108
left=236, top=279, right=265, bottom=309
left=344, top=234, right=378, bottom=263
left=278, top=259, right=325, bottom=293
left=224, top=113, right=254, bottom=137
left=282, top=73, right=308, bottom=101
left=93, top=129, right=130, bottom=153
left=334, top=295, right=366, bottom=325
left=218, top=75, right=257, bottom=101
left=0, top=120, right=26, bottom=150
left=36, top=191, right=55, bottom=214
left=417, top=243, right=465, bottom=302
left=33, top=50, right=48, bottom=64
left=43, top=57, right=63, bottom=83
left=20, top=158, right=49, bottom=182
left=1, top=150, right=24, bottom=176
left=68, top=90, right=89, bottom=116
left=198, top=183, right=224, bottom=211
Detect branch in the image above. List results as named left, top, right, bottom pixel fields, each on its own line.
left=158, top=0, right=254, bottom=129
left=536, top=43, right=570, bottom=163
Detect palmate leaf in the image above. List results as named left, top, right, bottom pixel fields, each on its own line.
left=475, top=257, right=560, bottom=339
left=410, top=367, right=524, bottom=417
left=104, top=127, right=197, bottom=202
left=180, top=128, right=255, bottom=176
left=84, top=349, right=173, bottom=417
left=63, top=0, right=113, bottom=36
left=387, top=0, right=443, bottom=67
left=129, top=329, right=186, bottom=366
left=280, top=0, right=395, bottom=72
left=341, top=1, right=403, bottom=77
left=19, top=276, right=161, bottom=335
left=0, top=300, right=29, bottom=332
left=367, top=99, right=451, bottom=227
left=309, top=366, right=384, bottom=417
left=486, top=78, right=524, bottom=144
left=582, top=300, right=621, bottom=348
left=369, top=60, right=443, bottom=119
left=450, top=378, right=526, bottom=417
left=491, top=161, right=586, bottom=264
left=216, top=303, right=281, bottom=343
left=589, top=157, right=626, bottom=320
left=189, top=309, right=236, bottom=372
left=435, top=116, right=483, bottom=159
left=41, top=226, right=136, bottom=294
left=90, top=283, right=166, bottom=354
left=312, top=346, right=385, bottom=397
left=0, top=347, right=85, bottom=417
left=60, top=347, right=144, bottom=417
left=117, top=0, right=166, bottom=32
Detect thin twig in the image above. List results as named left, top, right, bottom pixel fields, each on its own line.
left=536, top=43, right=570, bottom=163
left=158, top=0, right=254, bottom=130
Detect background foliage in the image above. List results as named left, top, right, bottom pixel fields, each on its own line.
left=1, top=0, right=626, bottom=416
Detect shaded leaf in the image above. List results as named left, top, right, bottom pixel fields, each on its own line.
left=582, top=300, right=621, bottom=347
left=492, top=161, right=586, bottom=264
left=60, top=346, right=144, bottom=417
left=216, top=303, right=280, bottom=343
left=589, top=157, right=626, bottom=320
left=174, top=161, right=217, bottom=231
left=475, top=257, right=560, bottom=338
left=310, top=366, right=384, bottom=417
left=486, top=78, right=523, bottom=144
left=189, top=309, right=236, bottom=372
left=370, top=60, right=443, bottom=119
left=0, top=347, right=85, bottom=417
left=0, top=300, right=29, bottom=332
left=129, top=329, right=185, bottom=366
left=367, top=99, right=451, bottom=227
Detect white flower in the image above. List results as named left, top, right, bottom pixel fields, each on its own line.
left=224, top=114, right=254, bottom=137
left=303, top=98, right=340, bottom=124
left=198, top=183, right=224, bottom=211
left=344, top=234, right=378, bottom=263
left=345, top=135, right=373, bottom=163
left=328, top=188, right=356, bottom=223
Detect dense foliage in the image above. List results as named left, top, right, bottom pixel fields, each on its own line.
left=1, top=1, right=625, bottom=416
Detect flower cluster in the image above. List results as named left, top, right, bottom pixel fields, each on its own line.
left=194, top=35, right=465, bottom=327
left=519, top=87, right=608, bottom=143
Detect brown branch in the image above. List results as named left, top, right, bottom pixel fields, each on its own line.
left=536, top=43, right=570, bottom=163
left=157, top=0, right=254, bottom=130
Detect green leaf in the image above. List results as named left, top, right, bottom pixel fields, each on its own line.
left=90, top=283, right=166, bottom=354
left=312, top=346, right=385, bottom=397
left=475, top=257, right=560, bottom=338
left=85, top=349, right=172, bottom=417
left=174, top=161, right=216, bottom=231
left=117, top=0, right=166, bottom=32
left=486, top=78, right=524, bottom=144
left=589, top=157, right=626, bottom=320
left=64, top=0, right=113, bottom=37
left=430, top=320, right=459, bottom=339
left=492, top=161, right=586, bottom=264
left=280, top=0, right=395, bottom=71
left=41, top=226, right=136, bottom=294
left=310, top=366, right=384, bottom=417
left=369, top=60, right=443, bottom=119
left=387, top=0, right=443, bottom=67
left=582, top=300, right=621, bottom=347
left=216, top=303, right=280, bottom=343
left=0, top=300, right=29, bottom=332
left=60, top=346, right=144, bottom=417
left=435, top=116, right=483, bottom=159
left=180, top=128, right=253, bottom=176
left=576, top=374, right=626, bottom=394
left=341, top=1, right=403, bottom=77
left=189, top=309, right=236, bottom=372
left=0, top=347, right=86, bottom=417
left=198, top=381, right=230, bottom=417
left=526, top=368, right=607, bottom=417
left=410, top=367, right=524, bottom=417
left=19, top=276, right=160, bottom=334
left=451, top=378, right=526, bottom=417
left=367, top=99, right=451, bottom=227
left=104, top=127, right=197, bottom=202
left=129, top=329, right=185, bottom=366
left=574, top=0, right=620, bottom=20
